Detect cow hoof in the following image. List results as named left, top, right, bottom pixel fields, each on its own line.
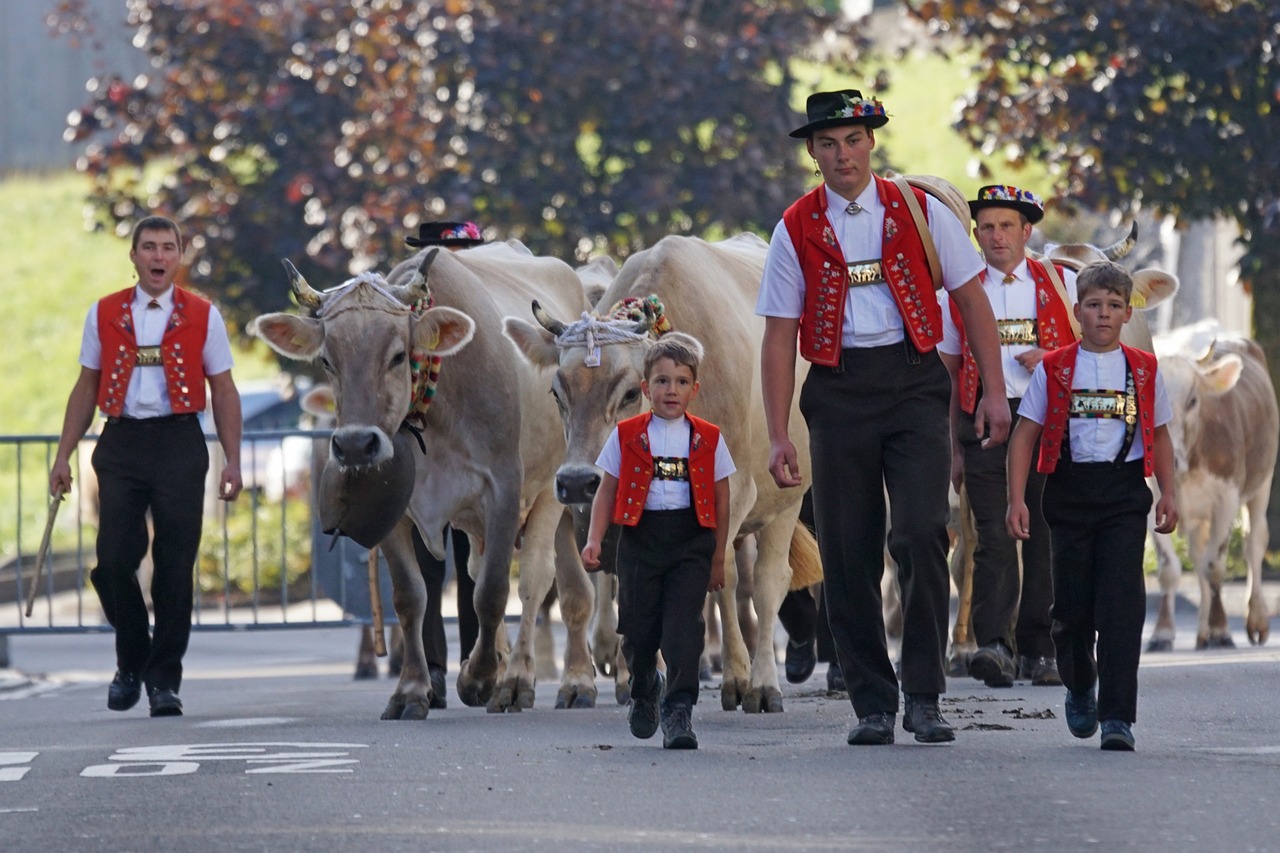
left=946, top=653, right=970, bottom=678
left=457, top=680, right=492, bottom=708
left=555, top=685, right=597, bottom=709
left=720, top=682, right=744, bottom=712
left=1145, top=637, right=1174, bottom=653
left=742, top=687, right=785, bottom=714
left=1247, top=624, right=1269, bottom=646
left=354, top=664, right=378, bottom=681
left=699, top=663, right=713, bottom=682
left=516, top=684, right=537, bottom=709
left=615, top=682, right=630, bottom=705
left=380, top=696, right=430, bottom=720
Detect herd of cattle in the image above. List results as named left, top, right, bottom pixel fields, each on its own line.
left=248, top=176, right=1276, bottom=720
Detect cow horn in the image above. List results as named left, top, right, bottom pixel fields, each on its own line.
left=532, top=300, right=567, bottom=336
left=1196, top=338, right=1218, bottom=364
left=283, top=259, right=325, bottom=310
left=395, top=248, right=440, bottom=305
left=1102, top=222, right=1139, bottom=261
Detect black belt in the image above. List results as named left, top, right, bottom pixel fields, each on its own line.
left=106, top=413, right=198, bottom=425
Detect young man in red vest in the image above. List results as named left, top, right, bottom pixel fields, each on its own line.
left=581, top=334, right=735, bottom=750
left=1007, top=260, right=1178, bottom=751
left=50, top=216, right=243, bottom=718
left=938, top=185, right=1078, bottom=689
left=758, top=89, right=1010, bottom=746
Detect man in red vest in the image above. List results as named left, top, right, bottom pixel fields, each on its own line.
left=938, top=186, right=1077, bottom=689
left=50, top=215, right=243, bottom=718
left=758, top=89, right=1009, bottom=746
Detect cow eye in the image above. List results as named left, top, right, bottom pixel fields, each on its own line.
left=319, top=355, right=334, bottom=374
left=389, top=351, right=406, bottom=370
left=622, top=387, right=641, bottom=406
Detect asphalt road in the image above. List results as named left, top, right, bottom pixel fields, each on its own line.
left=2, top=594, right=1279, bottom=853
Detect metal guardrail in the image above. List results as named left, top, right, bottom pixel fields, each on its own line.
left=1, top=429, right=395, bottom=635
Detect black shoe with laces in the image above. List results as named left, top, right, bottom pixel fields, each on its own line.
left=661, top=704, right=698, bottom=750
left=107, top=671, right=141, bottom=711
left=902, top=694, right=956, bottom=743
left=628, top=671, right=664, bottom=739
left=846, top=713, right=895, bottom=745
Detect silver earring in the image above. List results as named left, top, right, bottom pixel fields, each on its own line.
left=812, top=160, right=821, bottom=177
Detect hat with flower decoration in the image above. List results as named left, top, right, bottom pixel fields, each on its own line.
left=968, top=185, right=1045, bottom=224
left=405, top=220, right=485, bottom=248
left=789, top=89, right=889, bottom=138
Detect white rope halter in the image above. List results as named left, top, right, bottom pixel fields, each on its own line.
left=554, top=312, right=648, bottom=367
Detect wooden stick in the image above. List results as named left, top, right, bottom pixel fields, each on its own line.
left=367, top=547, right=387, bottom=657
left=25, top=489, right=65, bottom=618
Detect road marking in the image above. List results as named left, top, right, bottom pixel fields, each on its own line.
left=80, top=742, right=368, bottom=778
left=196, top=717, right=299, bottom=728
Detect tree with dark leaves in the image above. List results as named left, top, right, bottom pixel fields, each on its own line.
left=906, top=0, right=1280, bottom=545
left=55, top=0, right=860, bottom=333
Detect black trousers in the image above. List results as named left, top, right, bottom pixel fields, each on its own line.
left=776, top=491, right=836, bottom=662
left=959, top=399, right=1054, bottom=658
left=90, top=416, right=208, bottom=693
left=1042, top=459, right=1151, bottom=724
left=616, top=508, right=714, bottom=710
left=801, top=345, right=953, bottom=717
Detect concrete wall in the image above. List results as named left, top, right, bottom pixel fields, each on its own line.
left=0, top=0, right=147, bottom=172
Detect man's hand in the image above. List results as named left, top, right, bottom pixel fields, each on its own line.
left=581, top=542, right=603, bottom=571
left=1006, top=502, right=1031, bottom=540
left=768, top=439, right=803, bottom=489
left=974, top=394, right=1012, bottom=449
left=219, top=463, right=243, bottom=501
left=1014, top=348, right=1048, bottom=374
left=50, top=460, right=73, bottom=498
left=708, top=552, right=726, bottom=592
left=1153, top=493, right=1179, bottom=534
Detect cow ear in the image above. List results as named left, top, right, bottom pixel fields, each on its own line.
left=1201, top=353, right=1244, bottom=396
left=414, top=306, right=475, bottom=357
left=503, top=316, right=561, bottom=368
left=1133, top=270, right=1179, bottom=310
left=299, top=385, right=336, bottom=417
left=250, top=313, right=323, bottom=359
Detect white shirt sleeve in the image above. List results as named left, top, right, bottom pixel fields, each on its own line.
left=1153, top=366, right=1173, bottom=427
left=594, top=428, right=622, bottom=478
left=1017, top=363, right=1049, bottom=425
left=203, top=305, right=235, bottom=377
left=714, top=436, right=737, bottom=482
left=926, top=195, right=985, bottom=293
left=755, top=218, right=804, bottom=319
left=937, top=289, right=960, bottom=356
left=79, top=303, right=101, bottom=370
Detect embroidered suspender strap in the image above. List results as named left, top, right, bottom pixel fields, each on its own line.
left=891, top=175, right=942, bottom=290
left=1041, top=259, right=1082, bottom=339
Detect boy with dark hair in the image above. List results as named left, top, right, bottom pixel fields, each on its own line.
left=1006, top=260, right=1178, bottom=751
left=582, top=333, right=735, bottom=750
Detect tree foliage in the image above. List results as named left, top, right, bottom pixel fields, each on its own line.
left=904, top=0, right=1279, bottom=291
left=54, top=0, right=860, bottom=332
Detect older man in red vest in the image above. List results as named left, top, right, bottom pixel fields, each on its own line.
left=50, top=215, right=242, bottom=718
left=939, top=186, right=1078, bottom=689
left=758, top=89, right=1009, bottom=746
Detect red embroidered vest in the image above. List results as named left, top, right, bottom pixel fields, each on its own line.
left=782, top=175, right=942, bottom=366
left=612, top=412, right=720, bottom=529
left=96, top=286, right=212, bottom=417
left=1037, top=342, right=1158, bottom=475
left=950, top=258, right=1076, bottom=414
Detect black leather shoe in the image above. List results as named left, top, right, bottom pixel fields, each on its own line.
left=903, top=694, right=956, bottom=743
left=428, top=664, right=447, bottom=710
left=969, top=642, right=1017, bottom=688
left=628, top=671, right=664, bottom=739
left=661, top=704, right=698, bottom=750
left=107, top=671, right=141, bottom=711
left=148, top=687, right=183, bottom=717
left=847, top=713, right=895, bottom=745
left=784, top=637, right=817, bottom=684
left=1019, top=655, right=1063, bottom=686
left=825, top=662, right=846, bottom=693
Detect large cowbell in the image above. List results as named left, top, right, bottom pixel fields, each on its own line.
left=318, top=427, right=418, bottom=549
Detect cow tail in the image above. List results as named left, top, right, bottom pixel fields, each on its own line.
left=788, top=520, right=824, bottom=590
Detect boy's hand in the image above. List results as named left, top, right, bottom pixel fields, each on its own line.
left=707, top=552, right=726, bottom=592
left=1153, top=493, right=1179, bottom=534
left=581, top=542, right=602, bottom=571
left=1006, top=502, right=1031, bottom=540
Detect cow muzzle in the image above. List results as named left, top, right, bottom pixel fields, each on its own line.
left=556, top=465, right=601, bottom=506
left=330, top=426, right=394, bottom=469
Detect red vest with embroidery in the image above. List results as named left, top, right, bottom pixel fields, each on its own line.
left=96, top=286, right=212, bottom=417
left=1037, top=342, right=1158, bottom=476
left=782, top=175, right=942, bottom=366
left=612, top=412, right=720, bottom=529
left=950, top=258, right=1076, bottom=414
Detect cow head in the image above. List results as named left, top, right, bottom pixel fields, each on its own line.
left=1037, top=222, right=1179, bottom=352
left=249, top=249, right=475, bottom=470
left=504, top=302, right=657, bottom=505
left=1153, top=349, right=1244, bottom=477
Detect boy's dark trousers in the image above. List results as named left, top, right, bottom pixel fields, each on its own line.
left=616, top=508, right=715, bottom=710
left=1041, top=459, right=1152, bottom=724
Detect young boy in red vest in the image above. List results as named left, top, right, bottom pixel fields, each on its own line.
left=1006, top=260, right=1178, bottom=751
left=581, top=333, right=735, bottom=750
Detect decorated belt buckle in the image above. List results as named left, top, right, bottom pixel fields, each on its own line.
left=135, top=346, right=163, bottom=367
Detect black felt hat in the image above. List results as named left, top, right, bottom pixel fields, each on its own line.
left=789, top=89, right=889, bottom=138
left=968, top=185, right=1045, bottom=225
left=404, top=220, right=485, bottom=248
